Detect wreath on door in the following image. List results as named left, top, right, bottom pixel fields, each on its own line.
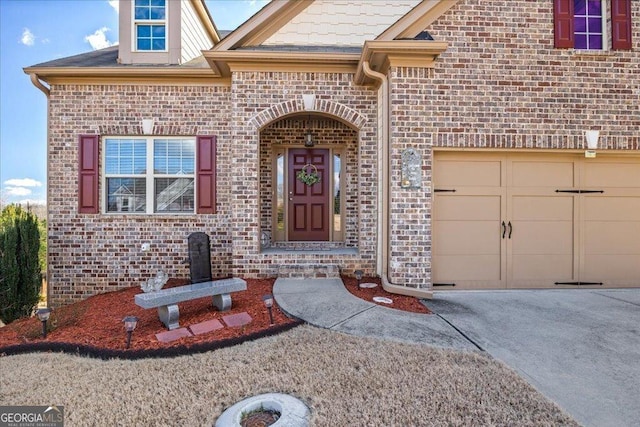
left=296, top=164, right=321, bottom=186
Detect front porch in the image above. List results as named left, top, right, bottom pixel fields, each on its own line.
left=231, top=97, right=378, bottom=279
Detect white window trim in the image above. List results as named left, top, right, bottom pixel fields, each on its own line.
left=102, top=136, right=196, bottom=215
left=132, top=0, right=168, bottom=53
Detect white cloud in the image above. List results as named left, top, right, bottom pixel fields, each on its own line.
left=85, top=27, right=115, bottom=50
left=21, top=28, right=35, bottom=46
left=41, top=38, right=50, bottom=44
left=4, top=178, right=43, bottom=188
left=108, top=0, right=119, bottom=14
left=16, top=198, right=46, bottom=206
left=5, top=187, right=32, bottom=197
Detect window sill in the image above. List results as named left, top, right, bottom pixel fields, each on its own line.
left=569, top=49, right=617, bottom=58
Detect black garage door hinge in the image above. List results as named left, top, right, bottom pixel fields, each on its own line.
left=555, top=281, right=603, bottom=286
left=555, top=189, right=604, bottom=194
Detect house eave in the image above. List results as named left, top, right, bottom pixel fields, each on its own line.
left=22, top=66, right=226, bottom=85
left=355, top=40, right=449, bottom=85
left=203, top=50, right=361, bottom=77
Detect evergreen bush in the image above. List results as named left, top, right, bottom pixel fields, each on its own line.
left=0, top=205, right=42, bottom=324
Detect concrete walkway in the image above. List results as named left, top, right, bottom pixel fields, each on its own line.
left=273, top=279, right=640, bottom=427
left=273, top=278, right=477, bottom=350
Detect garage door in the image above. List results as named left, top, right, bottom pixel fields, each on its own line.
left=433, top=152, right=640, bottom=289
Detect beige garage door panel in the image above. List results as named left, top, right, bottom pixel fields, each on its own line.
left=510, top=161, right=576, bottom=187
left=582, top=256, right=640, bottom=284
left=584, top=196, right=640, bottom=221
left=511, top=255, right=574, bottom=282
left=433, top=195, right=501, bottom=221
left=434, top=221, right=500, bottom=254
left=434, top=160, right=502, bottom=187
left=511, top=195, right=574, bottom=221
left=583, top=222, right=640, bottom=254
left=583, top=162, right=640, bottom=187
left=433, top=255, right=502, bottom=283
left=510, top=221, right=573, bottom=254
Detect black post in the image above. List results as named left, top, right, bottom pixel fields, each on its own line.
left=41, top=320, right=47, bottom=339
left=126, top=330, right=133, bottom=349
left=267, top=307, right=274, bottom=325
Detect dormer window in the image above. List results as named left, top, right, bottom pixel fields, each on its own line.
left=134, top=0, right=166, bottom=51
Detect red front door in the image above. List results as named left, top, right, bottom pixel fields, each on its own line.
left=288, top=148, right=330, bottom=241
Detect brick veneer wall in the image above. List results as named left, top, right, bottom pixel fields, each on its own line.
left=47, top=84, right=232, bottom=306
left=426, top=0, right=640, bottom=147
left=387, top=67, right=434, bottom=287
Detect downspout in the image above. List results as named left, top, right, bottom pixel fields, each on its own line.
left=30, top=73, right=50, bottom=97
left=29, top=73, right=51, bottom=305
left=361, top=62, right=432, bottom=299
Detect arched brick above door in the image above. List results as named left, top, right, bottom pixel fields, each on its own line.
left=249, top=97, right=368, bottom=131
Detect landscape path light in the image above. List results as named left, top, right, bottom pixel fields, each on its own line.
left=355, top=270, right=363, bottom=288
left=36, top=308, right=51, bottom=339
left=123, top=316, right=139, bottom=349
left=262, top=294, right=275, bottom=325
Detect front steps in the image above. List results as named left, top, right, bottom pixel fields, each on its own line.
left=277, top=263, right=341, bottom=278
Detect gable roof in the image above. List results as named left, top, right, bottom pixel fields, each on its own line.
left=25, top=0, right=458, bottom=86
left=206, top=0, right=457, bottom=83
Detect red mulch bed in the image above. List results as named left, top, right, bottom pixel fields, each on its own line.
left=343, top=276, right=430, bottom=314
left=0, top=277, right=429, bottom=357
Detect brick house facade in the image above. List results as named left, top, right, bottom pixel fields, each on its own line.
left=26, top=0, right=639, bottom=307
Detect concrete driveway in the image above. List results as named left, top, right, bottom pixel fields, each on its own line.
left=423, top=289, right=640, bottom=427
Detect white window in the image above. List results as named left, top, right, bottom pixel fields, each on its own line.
left=104, top=137, right=195, bottom=214
left=134, top=0, right=166, bottom=51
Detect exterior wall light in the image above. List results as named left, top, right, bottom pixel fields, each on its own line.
left=305, top=129, right=314, bottom=147
left=304, top=114, right=314, bottom=147
left=36, top=308, right=52, bottom=338
left=585, top=130, right=599, bottom=149
left=355, top=270, right=363, bottom=288
left=585, top=130, right=600, bottom=158
left=123, top=316, right=139, bottom=349
left=141, top=119, right=154, bottom=135
left=262, top=294, right=274, bottom=325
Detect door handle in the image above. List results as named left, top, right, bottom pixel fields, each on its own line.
left=501, top=221, right=506, bottom=239
left=508, top=221, right=512, bottom=239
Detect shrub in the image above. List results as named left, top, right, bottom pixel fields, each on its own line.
left=0, top=205, right=42, bottom=324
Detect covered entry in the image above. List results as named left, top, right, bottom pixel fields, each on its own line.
left=433, top=151, right=640, bottom=289
left=259, top=115, right=359, bottom=246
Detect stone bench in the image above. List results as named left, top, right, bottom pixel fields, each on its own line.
left=134, top=278, right=247, bottom=330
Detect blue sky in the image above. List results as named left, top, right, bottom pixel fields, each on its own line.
left=0, top=0, right=268, bottom=206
